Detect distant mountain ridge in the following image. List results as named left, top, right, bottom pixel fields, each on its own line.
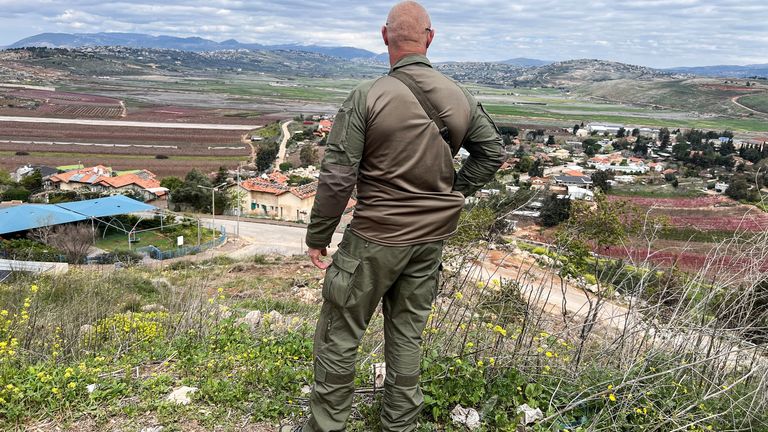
left=498, top=57, right=552, bottom=67
left=8, top=32, right=381, bottom=61
left=664, top=64, right=768, bottom=78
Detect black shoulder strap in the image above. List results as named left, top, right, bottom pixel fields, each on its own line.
left=389, top=69, right=452, bottom=147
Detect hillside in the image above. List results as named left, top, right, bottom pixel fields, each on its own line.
left=666, top=63, right=768, bottom=78
left=515, top=59, right=671, bottom=87
left=437, top=58, right=670, bottom=88
left=8, top=32, right=381, bottom=60
left=578, top=77, right=768, bottom=118
left=0, top=46, right=388, bottom=81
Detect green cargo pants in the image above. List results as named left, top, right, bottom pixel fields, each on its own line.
left=303, top=229, right=443, bottom=432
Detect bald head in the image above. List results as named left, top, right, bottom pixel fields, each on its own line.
left=382, top=1, right=434, bottom=65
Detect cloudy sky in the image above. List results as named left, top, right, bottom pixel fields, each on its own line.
left=0, top=0, right=766, bottom=68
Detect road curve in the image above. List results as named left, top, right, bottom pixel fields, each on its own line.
left=0, top=115, right=262, bottom=131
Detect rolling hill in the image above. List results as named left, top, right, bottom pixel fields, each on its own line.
left=8, top=32, right=381, bottom=61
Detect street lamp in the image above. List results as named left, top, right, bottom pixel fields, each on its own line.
left=197, top=182, right=228, bottom=241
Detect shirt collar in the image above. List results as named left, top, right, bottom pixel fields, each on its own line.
left=390, top=54, right=432, bottom=72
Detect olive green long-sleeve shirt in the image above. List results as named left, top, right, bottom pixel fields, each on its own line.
left=306, top=55, right=505, bottom=249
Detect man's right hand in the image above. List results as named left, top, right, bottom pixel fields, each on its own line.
left=308, top=247, right=331, bottom=270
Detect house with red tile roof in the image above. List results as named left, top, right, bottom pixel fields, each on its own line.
left=237, top=178, right=318, bottom=222
left=49, top=166, right=167, bottom=201
left=94, top=170, right=167, bottom=201
left=49, top=165, right=112, bottom=191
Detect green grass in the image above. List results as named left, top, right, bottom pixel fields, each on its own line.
left=485, top=103, right=768, bottom=132
left=609, top=187, right=706, bottom=198
left=738, top=93, right=768, bottom=114
left=658, top=227, right=760, bottom=243
left=96, top=225, right=219, bottom=252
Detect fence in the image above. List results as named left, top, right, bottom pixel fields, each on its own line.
left=136, top=230, right=227, bottom=261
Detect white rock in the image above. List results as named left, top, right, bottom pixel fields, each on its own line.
left=166, top=386, right=198, bottom=405
left=450, top=405, right=481, bottom=430
left=79, top=324, right=95, bottom=336
left=301, top=385, right=312, bottom=395
left=372, top=362, right=386, bottom=388
left=140, top=427, right=164, bottom=432
left=86, top=383, right=97, bottom=393
left=140, top=304, right=168, bottom=313
left=516, top=403, right=543, bottom=425
left=236, top=310, right=263, bottom=329
left=294, top=287, right=321, bottom=304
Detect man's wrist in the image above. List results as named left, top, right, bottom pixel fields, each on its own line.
left=305, top=237, right=329, bottom=249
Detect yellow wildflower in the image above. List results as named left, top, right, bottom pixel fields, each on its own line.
left=492, top=325, right=507, bottom=337
left=608, top=393, right=616, bottom=402
left=454, top=292, right=463, bottom=300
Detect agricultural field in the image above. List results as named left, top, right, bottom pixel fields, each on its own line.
left=0, top=88, right=125, bottom=118
left=603, top=194, right=768, bottom=272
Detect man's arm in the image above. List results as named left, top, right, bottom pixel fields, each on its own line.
left=453, top=93, right=506, bottom=197
left=305, top=83, right=369, bottom=256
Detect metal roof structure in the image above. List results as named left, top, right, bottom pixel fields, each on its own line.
left=0, top=196, right=157, bottom=235
left=56, top=195, right=156, bottom=219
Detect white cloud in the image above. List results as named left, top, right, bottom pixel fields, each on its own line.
left=0, top=0, right=766, bottom=67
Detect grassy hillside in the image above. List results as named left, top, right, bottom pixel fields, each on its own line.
left=1, top=223, right=766, bottom=431
left=578, top=78, right=767, bottom=118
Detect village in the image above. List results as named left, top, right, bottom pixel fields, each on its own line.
left=3, top=114, right=768, bottom=265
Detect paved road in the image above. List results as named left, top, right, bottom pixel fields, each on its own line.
left=0, top=115, right=262, bottom=131
left=275, top=120, right=294, bottom=168
left=202, top=218, right=343, bottom=257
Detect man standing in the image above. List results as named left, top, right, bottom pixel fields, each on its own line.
left=284, top=2, right=504, bottom=431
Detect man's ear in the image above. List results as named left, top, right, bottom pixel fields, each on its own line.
left=382, top=25, right=389, bottom=46
left=426, top=28, right=434, bottom=49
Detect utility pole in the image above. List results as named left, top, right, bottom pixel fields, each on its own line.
left=236, top=163, right=242, bottom=238
left=198, top=182, right=227, bottom=241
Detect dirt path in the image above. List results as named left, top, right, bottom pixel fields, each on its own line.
left=242, top=133, right=257, bottom=165
left=275, top=120, right=294, bottom=168
left=475, top=249, right=635, bottom=330
left=731, top=94, right=768, bottom=116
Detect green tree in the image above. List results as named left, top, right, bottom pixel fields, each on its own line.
left=572, top=124, right=580, bottom=135
left=631, top=128, right=640, bottom=137
left=672, top=140, right=691, bottom=160
left=171, top=170, right=231, bottom=214
left=591, top=170, right=612, bottom=193
left=20, top=170, right=43, bottom=191
left=214, top=166, right=229, bottom=185
left=516, top=156, right=533, bottom=173
left=616, top=127, right=626, bottom=138
left=528, top=158, right=544, bottom=177
left=2, top=187, right=31, bottom=201
left=582, top=138, right=600, bottom=157
left=546, top=135, right=556, bottom=145
left=540, top=193, right=571, bottom=227
left=0, top=170, right=12, bottom=185
left=160, top=176, right=184, bottom=193
left=299, top=145, right=319, bottom=167
left=659, top=127, right=671, bottom=150
left=725, top=176, right=751, bottom=201
left=256, top=142, right=279, bottom=172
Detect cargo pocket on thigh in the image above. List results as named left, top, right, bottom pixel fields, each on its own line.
left=322, top=248, right=361, bottom=308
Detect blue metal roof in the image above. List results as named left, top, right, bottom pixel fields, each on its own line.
left=0, top=196, right=157, bottom=235
left=0, top=204, right=87, bottom=235
left=57, top=195, right=156, bottom=218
